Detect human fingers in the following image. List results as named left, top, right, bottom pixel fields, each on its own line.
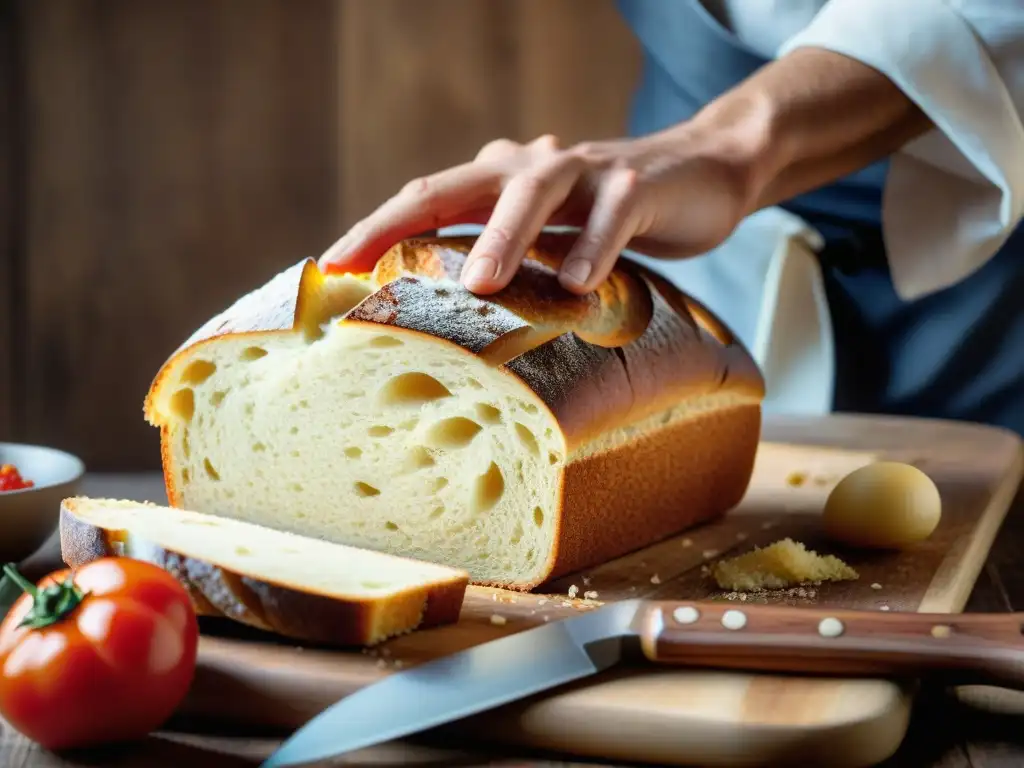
left=460, top=151, right=585, bottom=294
left=558, top=167, right=643, bottom=294
left=318, top=162, right=503, bottom=274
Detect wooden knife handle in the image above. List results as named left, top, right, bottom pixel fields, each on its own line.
left=635, top=601, right=1024, bottom=689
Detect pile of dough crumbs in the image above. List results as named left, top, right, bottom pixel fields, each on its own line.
left=710, top=537, right=859, bottom=592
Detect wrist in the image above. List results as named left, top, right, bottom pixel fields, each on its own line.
left=665, top=89, right=790, bottom=216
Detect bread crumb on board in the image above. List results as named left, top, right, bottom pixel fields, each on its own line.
left=490, top=614, right=507, bottom=626
left=710, top=537, right=858, bottom=591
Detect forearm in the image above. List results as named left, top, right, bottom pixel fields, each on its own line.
left=677, top=47, right=933, bottom=214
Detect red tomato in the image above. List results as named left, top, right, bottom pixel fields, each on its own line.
left=0, top=558, right=199, bottom=750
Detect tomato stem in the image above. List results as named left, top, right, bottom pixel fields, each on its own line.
left=1, top=563, right=89, bottom=630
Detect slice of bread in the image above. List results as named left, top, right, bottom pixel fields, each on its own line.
left=59, top=497, right=470, bottom=646
left=145, top=234, right=765, bottom=590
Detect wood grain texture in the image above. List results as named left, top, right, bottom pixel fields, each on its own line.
left=336, top=0, right=520, bottom=227
left=0, top=2, right=20, bottom=441
left=19, top=0, right=339, bottom=470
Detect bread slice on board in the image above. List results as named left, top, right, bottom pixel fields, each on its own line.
left=144, top=233, right=765, bottom=590
left=59, top=497, right=470, bottom=646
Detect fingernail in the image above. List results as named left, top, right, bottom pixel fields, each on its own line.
left=463, top=257, right=499, bottom=289
left=562, top=260, right=592, bottom=287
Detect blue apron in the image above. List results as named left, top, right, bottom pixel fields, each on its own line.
left=617, top=0, right=1024, bottom=436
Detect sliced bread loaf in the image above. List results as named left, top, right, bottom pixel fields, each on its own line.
left=145, top=234, right=765, bottom=589
left=59, top=496, right=470, bottom=646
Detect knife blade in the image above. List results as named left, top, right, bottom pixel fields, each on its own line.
left=261, top=599, right=1024, bottom=767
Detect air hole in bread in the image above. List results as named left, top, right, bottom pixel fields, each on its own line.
left=548, top=451, right=561, bottom=465
left=361, top=581, right=390, bottom=589
left=235, top=546, right=252, bottom=556
left=203, top=458, right=220, bottom=481
left=181, top=468, right=190, bottom=484
left=290, top=449, right=301, bottom=458
left=475, top=403, right=502, bottom=424
left=472, top=462, right=504, bottom=514
left=385, top=521, right=399, bottom=531
left=289, top=426, right=299, bottom=435
left=467, top=378, right=483, bottom=389
left=288, top=482, right=303, bottom=491
left=514, top=423, right=539, bottom=456
left=354, top=481, right=381, bottom=497
left=520, top=401, right=539, bottom=415
left=510, top=522, right=524, bottom=544
left=404, top=446, right=435, bottom=471
left=533, top=506, right=545, bottom=527
left=170, top=388, right=195, bottom=422
left=368, top=425, right=394, bottom=437
left=241, top=346, right=269, bottom=361
left=344, top=446, right=362, bottom=459
left=252, top=442, right=266, bottom=452
left=210, top=390, right=227, bottom=407
left=430, top=477, right=449, bottom=492
left=369, top=335, right=404, bottom=348
left=425, top=417, right=482, bottom=449
left=429, top=506, right=445, bottom=519
left=180, top=359, right=217, bottom=385
left=244, top=403, right=255, bottom=416
left=182, top=431, right=191, bottom=459
left=377, top=372, right=452, bottom=406
left=398, top=419, right=419, bottom=431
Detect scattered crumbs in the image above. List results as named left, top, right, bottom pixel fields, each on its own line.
left=562, top=600, right=574, bottom=607
left=491, top=593, right=498, bottom=601
left=583, top=590, right=599, bottom=600
left=736, top=532, right=748, bottom=542
left=568, top=584, right=579, bottom=599
left=393, top=660, right=405, bottom=669
left=650, top=574, right=662, bottom=585
left=880, top=605, right=891, bottom=612
left=700, top=565, right=711, bottom=576
left=786, top=471, right=808, bottom=487
left=542, top=615, right=551, bottom=622
left=871, top=583, right=883, bottom=590
left=702, top=549, right=719, bottom=560
left=537, top=598, right=548, bottom=606
left=490, top=614, right=507, bottom=626
left=375, top=658, right=388, bottom=669
left=681, top=538, right=693, bottom=548
left=582, top=575, right=592, bottom=586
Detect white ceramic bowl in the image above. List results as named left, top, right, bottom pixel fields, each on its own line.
left=0, top=443, right=85, bottom=564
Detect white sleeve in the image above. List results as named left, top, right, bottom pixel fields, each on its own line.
left=777, top=0, right=1024, bottom=301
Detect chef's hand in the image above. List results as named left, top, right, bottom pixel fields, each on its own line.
left=318, top=129, right=759, bottom=295
left=319, top=48, right=928, bottom=296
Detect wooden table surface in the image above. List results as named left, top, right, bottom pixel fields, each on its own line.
left=5, top=470, right=1024, bottom=768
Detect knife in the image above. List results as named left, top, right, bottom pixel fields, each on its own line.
left=261, top=599, right=1024, bottom=767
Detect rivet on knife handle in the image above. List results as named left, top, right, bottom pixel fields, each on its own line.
left=635, top=601, right=1024, bottom=689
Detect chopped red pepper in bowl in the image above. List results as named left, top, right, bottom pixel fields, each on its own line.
left=0, top=464, right=34, bottom=493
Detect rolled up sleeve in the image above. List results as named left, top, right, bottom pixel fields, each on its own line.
left=778, top=0, right=1024, bottom=301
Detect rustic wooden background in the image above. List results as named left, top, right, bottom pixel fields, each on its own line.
left=0, top=0, right=641, bottom=471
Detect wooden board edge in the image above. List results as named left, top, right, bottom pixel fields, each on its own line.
left=918, top=441, right=1024, bottom=614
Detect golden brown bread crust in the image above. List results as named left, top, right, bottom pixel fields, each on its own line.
left=59, top=500, right=468, bottom=646
left=145, top=234, right=766, bottom=589
left=348, top=234, right=764, bottom=449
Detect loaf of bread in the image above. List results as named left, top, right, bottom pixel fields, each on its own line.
left=145, top=234, right=765, bottom=589
left=59, top=497, right=469, bottom=645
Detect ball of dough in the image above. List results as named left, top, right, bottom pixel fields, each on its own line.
left=823, top=462, right=941, bottom=549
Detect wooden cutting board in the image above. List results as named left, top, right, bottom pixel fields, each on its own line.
left=183, top=414, right=1023, bottom=767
